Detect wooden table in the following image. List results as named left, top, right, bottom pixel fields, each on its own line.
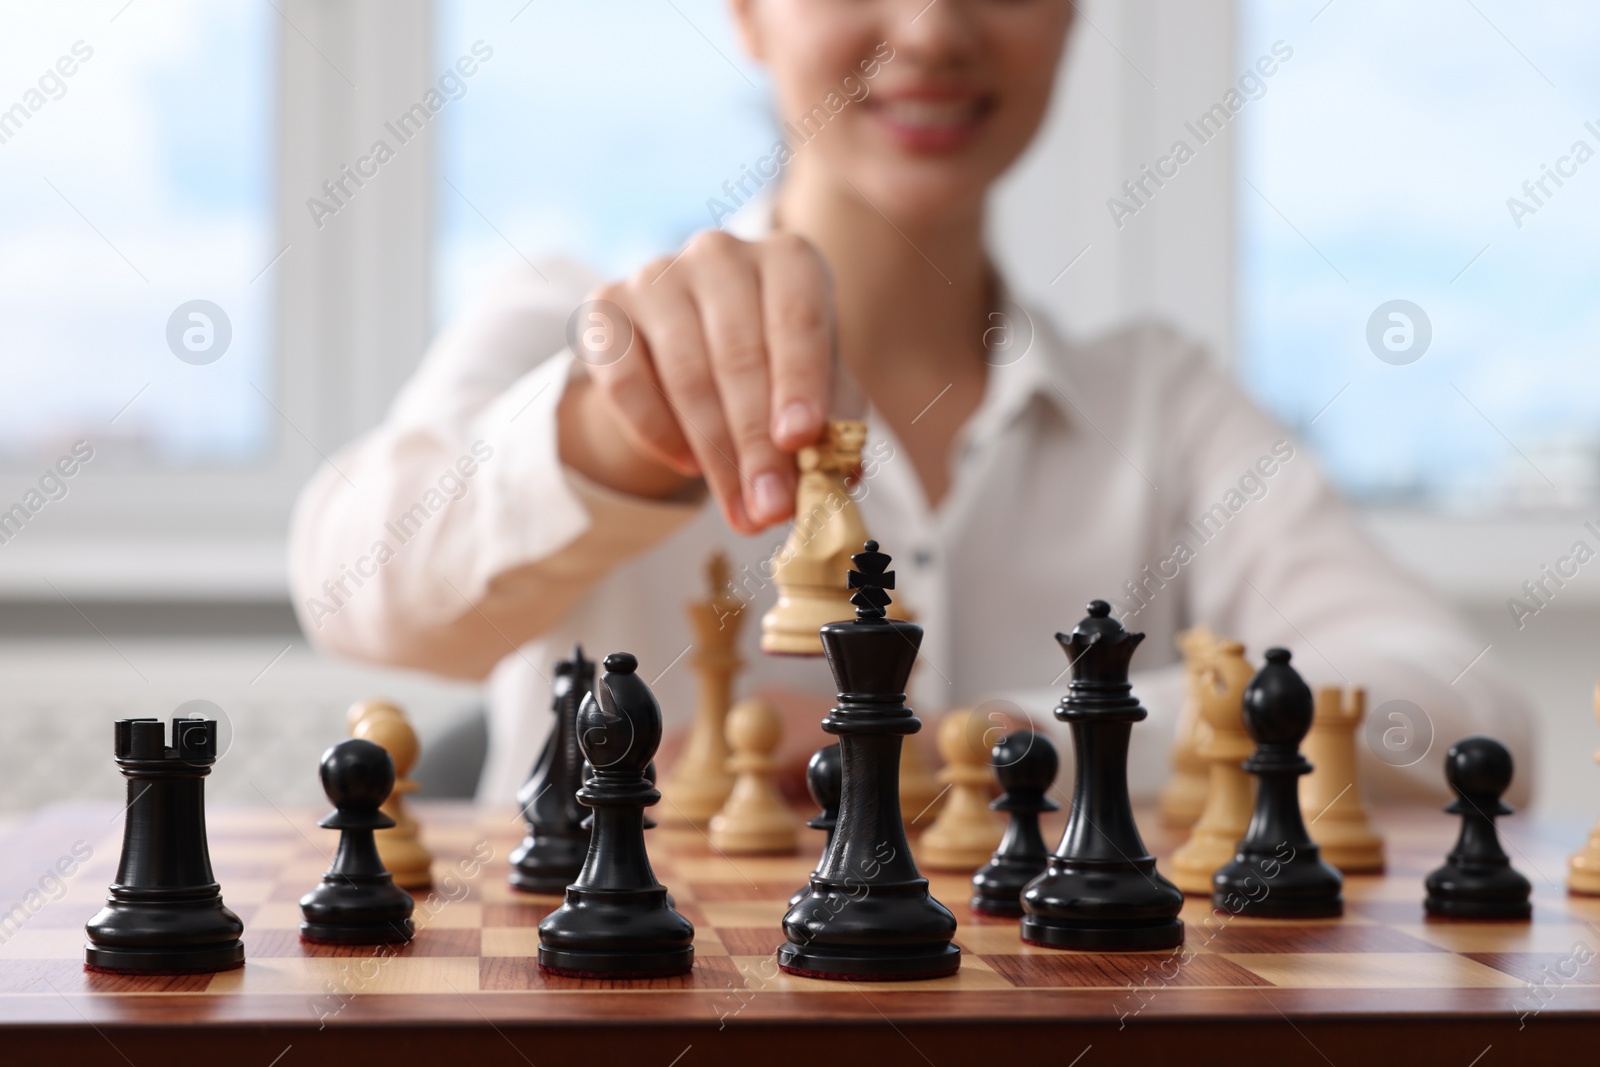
left=1, top=800, right=1597, bottom=1064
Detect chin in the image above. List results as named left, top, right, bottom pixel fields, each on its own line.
left=842, top=162, right=993, bottom=226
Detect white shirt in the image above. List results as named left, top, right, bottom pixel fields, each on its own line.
left=288, top=219, right=1531, bottom=809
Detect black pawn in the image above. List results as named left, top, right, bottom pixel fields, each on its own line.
left=510, top=648, right=595, bottom=894
left=1021, top=601, right=1184, bottom=951
left=300, top=739, right=416, bottom=944
left=538, top=652, right=694, bottom=978
left=1425, top=736, right=1531, bottom=920
left=972, top=730, right=1059, bottom=918
left=85, top=717, right=244, bottom=974
left=778, top=541, right=960, bottom=981
left=789, top=743, right=843, bottom=908
left=1213, top=648, right=1343, bottom=918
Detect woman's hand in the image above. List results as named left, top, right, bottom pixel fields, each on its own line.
left=557, top=230, right=836, bottom=535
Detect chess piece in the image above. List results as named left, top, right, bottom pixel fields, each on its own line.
left=578, top=757, right=673, bottom=904
left=85, top=717, right=245, bottom=974
left=538, top=653, right=694, bottom=977
left=708, top=699, right=801, bottom=854
left=511, top=649, right=596, bottom=894
left=1568, top=684, right=1600, bottom=895
left=778, top=541, right=960, bottom=980
left=971, top=730, right=1059, bottom=917
left=919, top=710, right=1004, bottom=871
left=347, top=698, right=403, bottom=734
left=1170, top=640, right=1256, bottom=895
left=761, top=419, right=870, bottom=655
left=1425, top=736, right=1532, bottom=920
left=643, top=761, right=659, bottom=830
left=1300, top=685, right=1385, bottom=873
left=660, top=553, right=745, bottom=827
left=1021, top=601, right=1184, bottom=951
left=900, top=734, right=943, bottom=828
left=1159, top=626, right=1216, bottom=828
left=1213, top=649, right=1343, bottom=918
left=300, top=738, right=417, bottom=944
left=580, top=759, right=658, bottom=831
left=894, top=604, right=944, bottom=828
left=351, top=705, right=433, bottom=888
left=585, top=759, right=659, bottom=832
left=790, top=743, right=842, bottom=907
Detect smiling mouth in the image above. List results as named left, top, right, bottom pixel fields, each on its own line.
left=878, top=98, right=984, bottom=125
left=865, top=94, right=993, bottom=151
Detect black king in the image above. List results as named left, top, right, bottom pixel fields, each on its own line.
left=777, top=540, right=960, bottom=980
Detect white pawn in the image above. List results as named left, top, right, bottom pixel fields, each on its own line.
left=709, top=699, right=800, bottom=855
left=919, top=710, right=1003, bottom=871
left=350, top=701, right=433, bottom=889
left=1568, top=683, right=1600, bottom=895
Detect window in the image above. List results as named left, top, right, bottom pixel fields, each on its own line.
left=433, top=0, right=774, bottom=325
left=0, top=1, right=277, bottom=466
left=1238, top=0, right=1600, bottom=511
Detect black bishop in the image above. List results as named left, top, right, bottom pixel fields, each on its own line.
left=537, top=652, right=694, bottom=978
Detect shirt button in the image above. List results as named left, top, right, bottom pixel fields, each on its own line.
left=913, top=548, right=935, bottom=568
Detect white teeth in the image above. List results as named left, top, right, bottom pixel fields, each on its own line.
left=880, top=99, right=978, bottom=127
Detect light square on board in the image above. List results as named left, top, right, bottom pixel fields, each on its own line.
left=206, top=955, right=481, bottom=996
left=1223, top=951, right=1525, bottom=989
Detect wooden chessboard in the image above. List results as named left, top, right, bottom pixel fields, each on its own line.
left=2, top=800, right=1598, bottom=1063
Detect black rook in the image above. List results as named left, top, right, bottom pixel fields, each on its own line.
left=85, top=717, right=245, bottom=974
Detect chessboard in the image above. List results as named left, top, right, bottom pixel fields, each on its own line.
left=2, top=800, right=1598, bottom=1063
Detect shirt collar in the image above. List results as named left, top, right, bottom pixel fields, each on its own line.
left=961, top=285, right=1078, bottom=453
left=723, top=192, right=1077, bottom=445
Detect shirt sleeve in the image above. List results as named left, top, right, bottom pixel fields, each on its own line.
left=287, top=263, right=707, bottom=680
left=1144, top=327, right=1534, bottom=805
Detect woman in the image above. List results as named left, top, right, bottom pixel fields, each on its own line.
left=291, top=0, right=1529, bottom=805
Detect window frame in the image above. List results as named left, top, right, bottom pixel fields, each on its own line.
left=0, top=0, right=1572, bottom=606
left=0, top=0, right=437, bottom=598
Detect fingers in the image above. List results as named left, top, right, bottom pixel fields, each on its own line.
left=632, top=263, right=754, bottom=533
left=691, top=234, right=795, bottom=527
left=760, top=234, right=834, bottom=452
left=579, top=229, right=837, bottom=536
left=584, top=283, right=697, bottom=476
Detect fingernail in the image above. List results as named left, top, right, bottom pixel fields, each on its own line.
left=774, top=401, right=816, bottom=442
left=751, top=472, right=789, bottom=523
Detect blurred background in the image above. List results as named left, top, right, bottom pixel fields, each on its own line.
left=0, top=0, right=1595, bottom=816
